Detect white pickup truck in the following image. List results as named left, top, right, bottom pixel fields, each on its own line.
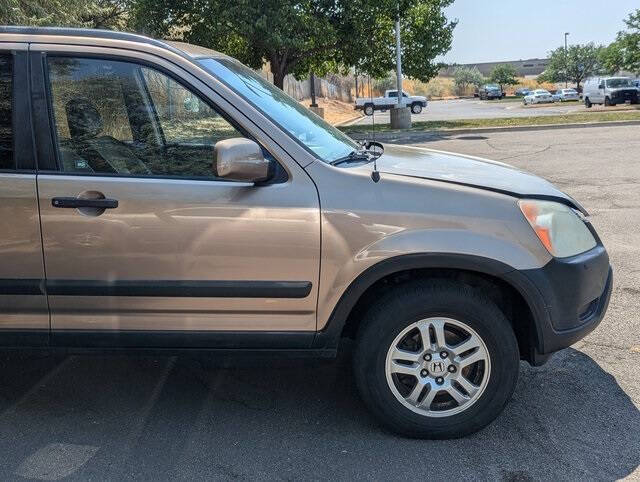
left=355, top=90, right=427, bottom=116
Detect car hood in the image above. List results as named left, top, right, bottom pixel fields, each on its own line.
left=375, top=144, right=587, bottom=214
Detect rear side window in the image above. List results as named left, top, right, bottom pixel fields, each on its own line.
left=0, top=54, right=13, bottom=170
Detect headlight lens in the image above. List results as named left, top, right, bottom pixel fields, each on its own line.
left=518, top=199, right=597, bottom=258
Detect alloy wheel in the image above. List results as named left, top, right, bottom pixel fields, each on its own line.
left=385, top=317, right=491, bottom=417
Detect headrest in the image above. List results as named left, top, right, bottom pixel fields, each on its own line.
left=65, top=98, right=103, bottom=139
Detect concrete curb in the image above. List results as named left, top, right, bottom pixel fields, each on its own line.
left=431, top=119, right=640, bottom=135
left=346, top=119, right=640, bottom=141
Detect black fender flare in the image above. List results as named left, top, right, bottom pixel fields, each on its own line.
left=311, top=253, right=549, bottom=352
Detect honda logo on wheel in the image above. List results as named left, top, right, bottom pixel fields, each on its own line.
left=430, top=361, right=445, bottom=374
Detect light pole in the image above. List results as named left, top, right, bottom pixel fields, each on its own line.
left=395, top=16, right=403, bottom=107
left=564, top=32, right=570, bottom=88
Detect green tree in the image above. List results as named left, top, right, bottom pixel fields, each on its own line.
left=453, top=66, right=484, bottom=95
left=0, top=0, right=130, bottom=29
left=489, top=64, right=517, bottom=92
left=538, top=43, right=602, bottom=90
left=599, top=42, right=624, bottom=75
left=341, top=0, right=456, bottom=82
left=130, top=0, right=457, bottom=89
left=613, top=9, right=640, bottom=75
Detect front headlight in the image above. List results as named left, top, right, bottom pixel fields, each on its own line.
left=518, top=199, right=597, bottom=258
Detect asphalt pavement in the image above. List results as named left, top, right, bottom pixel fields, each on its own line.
left=349, top=98, right=586, bottom=125
left=1, top=124, right=639, bottom=480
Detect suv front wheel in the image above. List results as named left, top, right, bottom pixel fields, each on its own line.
left=353, top=280, right=519, bottom=439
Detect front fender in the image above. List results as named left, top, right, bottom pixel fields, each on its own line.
left=312, top=251, right=549, bottom=354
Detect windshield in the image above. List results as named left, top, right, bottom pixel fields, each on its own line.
left=198, top=58, right=358, bottom=163
left=606, top=78, right=632, bottom=88
left=486, top=84, right=500, bottom=90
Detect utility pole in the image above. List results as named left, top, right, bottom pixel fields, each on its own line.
left=389, top=4, right=411, bottom=129
left=309, top=71, right=324, bottom=118
left=564, top=32, right=570, bottom=88
left=395, top=16, right=403, bottom=106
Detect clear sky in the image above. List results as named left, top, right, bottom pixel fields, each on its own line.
left=442, top=0, right=638, bottom=64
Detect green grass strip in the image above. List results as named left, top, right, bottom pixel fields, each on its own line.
left=340, top=110, right=640, bottom=133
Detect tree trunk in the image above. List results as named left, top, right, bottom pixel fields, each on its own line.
left=271, top=55, right=288, bottom=90
left=273, top=69, right=286, bottom=90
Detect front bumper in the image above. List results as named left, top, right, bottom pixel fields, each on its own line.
left=505, top=238, right=612, bottom=362
left=610, top=90, right=638, bottom=103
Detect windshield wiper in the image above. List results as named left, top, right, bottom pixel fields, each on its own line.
left=330, top=149, right=373, bottom=166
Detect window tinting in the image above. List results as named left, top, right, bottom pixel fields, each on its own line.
left=47, top=57, right=244, bottom=179
left=0, top=55, right=13, bottom=170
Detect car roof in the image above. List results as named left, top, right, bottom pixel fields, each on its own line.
left=0, top=26, right=224, bottom=60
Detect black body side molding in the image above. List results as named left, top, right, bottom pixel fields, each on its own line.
left=0, top=279, right=312, bottom=298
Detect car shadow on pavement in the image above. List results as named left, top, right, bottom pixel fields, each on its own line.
left=0, top=346, right=638, bottom=480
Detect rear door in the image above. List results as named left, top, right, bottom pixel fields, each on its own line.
left=31, top=45, right=320, bottom=348
left=0, top=44, right=49, bottom=346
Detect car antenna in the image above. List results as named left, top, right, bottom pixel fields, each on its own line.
left=369, top=75, right=380, bottom=183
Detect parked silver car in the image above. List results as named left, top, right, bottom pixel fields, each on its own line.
left=553, top=88, right=579, bottom=102
left=0, top=26, right=613, bottom=440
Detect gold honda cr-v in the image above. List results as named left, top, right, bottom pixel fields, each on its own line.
left=0, top=26, right=612, bottom=438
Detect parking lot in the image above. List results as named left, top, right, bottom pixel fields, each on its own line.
left=349, top=97, right=587, bottom=125
left=0, top=125, right=639, bottom=480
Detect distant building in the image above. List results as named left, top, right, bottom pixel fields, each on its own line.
left=440, top=59, right=550, bottom=78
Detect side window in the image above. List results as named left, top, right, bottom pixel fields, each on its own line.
left=0, top=54, right=13, bottom=170
left=46, top=56, right=244, bottom=179
left=141, top=68, right=239, bottom=147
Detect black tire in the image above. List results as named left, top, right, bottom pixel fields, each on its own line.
left=353, top=280, right=519, bottom=439
left=411, top=103, right=422, bottom=114
left=604, top=97, right=611, bottom=106
left=364, top=104, right=374, bottom=116
left=585, top=97, right=592, bottom=108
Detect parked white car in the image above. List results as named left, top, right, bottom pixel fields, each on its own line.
left=552, top=88, right=579, bottom=102
left=523, top=89, right=554, bottom=105
left=355, top=90, right=427, bottom=115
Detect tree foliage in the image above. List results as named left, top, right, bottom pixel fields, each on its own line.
left=538, top=43, right=602, bottom=89
left=130, top=0, right=457, bottom=89
left=453, top=66, right=484, bottom=94
left=0, top=0, right=130, bottom=29
left=489, top=64, right=517, bottom=91
left=607, top=9, right=640, bottom=75
left=599, top=42, right=625, bottom=75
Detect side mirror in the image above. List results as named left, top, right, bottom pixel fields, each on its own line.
left=214, top=138, right=271, bottom=183
left=598, top=83, right=605, bottom=89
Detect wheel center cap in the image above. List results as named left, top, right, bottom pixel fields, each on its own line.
left=429, top=360, right=447, bottom=375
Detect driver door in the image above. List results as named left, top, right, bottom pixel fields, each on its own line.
left=33, top=49, right=320, bottom=348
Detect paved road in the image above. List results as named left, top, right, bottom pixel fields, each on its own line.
left=1, top=125, right=639, bottom=480
left=349, top=98, right=585, bottom=125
